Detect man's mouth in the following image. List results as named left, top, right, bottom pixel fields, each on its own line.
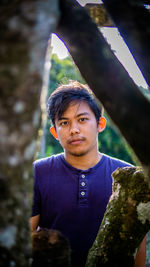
left=68, top=137, right=85, bottom=145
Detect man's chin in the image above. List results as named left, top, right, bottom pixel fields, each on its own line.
left=69, top=150, right=87, bottom=157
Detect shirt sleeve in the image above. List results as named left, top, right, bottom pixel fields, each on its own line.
left=31, top=162, right=41, bottom=217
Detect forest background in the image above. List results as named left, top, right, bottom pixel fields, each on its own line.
left=34, top=48, right=150, bottom=265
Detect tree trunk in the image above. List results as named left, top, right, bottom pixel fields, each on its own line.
left=86, top=167, right=150, bottom=267
left=0, top=1, right=59, bottom=266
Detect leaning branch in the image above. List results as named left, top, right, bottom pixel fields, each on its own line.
left=102, top=0, right=150, bottom=87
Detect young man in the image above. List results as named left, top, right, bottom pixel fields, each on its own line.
left=30, top=81, right=146, bottom=266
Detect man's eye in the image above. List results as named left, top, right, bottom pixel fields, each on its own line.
left=79, top=118, right=88, bottom=122
left=60, top=121, right=68, bottom=126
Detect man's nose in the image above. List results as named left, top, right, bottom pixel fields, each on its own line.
left=70, top=123, right=80, bottom=135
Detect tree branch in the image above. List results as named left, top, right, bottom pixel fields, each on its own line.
left=102, top=0, right=150, bottom=87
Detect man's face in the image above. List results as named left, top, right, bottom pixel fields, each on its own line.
left=55, top=101, right=100, bottom=157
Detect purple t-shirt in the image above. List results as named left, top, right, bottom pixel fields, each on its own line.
left=32, top=153, right=131, bottom=266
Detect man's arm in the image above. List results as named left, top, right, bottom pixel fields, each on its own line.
left=135, top=236, right=146, bottom=267
left=30, top=214, right=40, bottom=232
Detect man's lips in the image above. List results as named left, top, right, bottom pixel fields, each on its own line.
left=67, top=137, right=86, bottom=145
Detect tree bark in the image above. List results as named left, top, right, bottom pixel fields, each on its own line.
left=0, top=1, right=59, bottom=266
left=102, top=0, right=150, bottom=88
left=55, top=0, right=150, bottom=176
left=86, top=167, right=150, bottom=267
left=31, top=229, right=71, bottom=267
left=85, top=4, right=114, bottom=27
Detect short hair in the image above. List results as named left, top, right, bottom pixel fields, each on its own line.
left=47, top=81, right=101, bottom=127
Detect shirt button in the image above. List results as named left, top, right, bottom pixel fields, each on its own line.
left=81, top=174, right=85, bottom=178
left=81, top=191, right=85, bottom=196
left=81, top=182, right=85, bottom=186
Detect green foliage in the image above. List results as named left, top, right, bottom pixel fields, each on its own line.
left=49, top=53, right=85, bottom=94
left=99, top=115, right=136, bottom=164
left=147, top=231, right=150, bottom=266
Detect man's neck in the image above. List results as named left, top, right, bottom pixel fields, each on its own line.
left=64, top=151, right=102, bottom=170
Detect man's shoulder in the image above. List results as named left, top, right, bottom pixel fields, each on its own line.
left=102, top=154, right=133, bottom=171
left=33, top=153, right=63, bottom=169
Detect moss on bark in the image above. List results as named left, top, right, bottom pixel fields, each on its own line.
left=86, top=167, right=150, bottom=267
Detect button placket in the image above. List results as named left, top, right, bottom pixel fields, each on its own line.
left=78, top=173, right=88, bottom=205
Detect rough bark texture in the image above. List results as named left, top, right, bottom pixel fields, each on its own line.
left=31, top=229, right=71, bottom=267
left=85, top=4, right=114, bottom=27
left=55, top=0, right=150, bottom=176
left=102, top=0, right=150, bottom=88
left=86, top=167, right=150, bottom=267
left=0, top=1, right=59, bottom=266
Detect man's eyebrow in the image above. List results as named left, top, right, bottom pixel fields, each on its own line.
left=58, top=112, right=90, bottom=121
left=58, top=117, right=68, bottom=121
left=76, top=112, right=90, bottom=117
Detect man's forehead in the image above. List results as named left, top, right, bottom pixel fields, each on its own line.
left=61, top=100, right=92, bottom=117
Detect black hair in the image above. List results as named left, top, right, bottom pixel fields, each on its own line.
left=47, top=81, right=101, bottom=127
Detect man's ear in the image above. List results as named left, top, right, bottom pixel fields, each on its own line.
left=50, top=126, right=58, bottom=140
left=98, top=117, right=106, bottom=133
